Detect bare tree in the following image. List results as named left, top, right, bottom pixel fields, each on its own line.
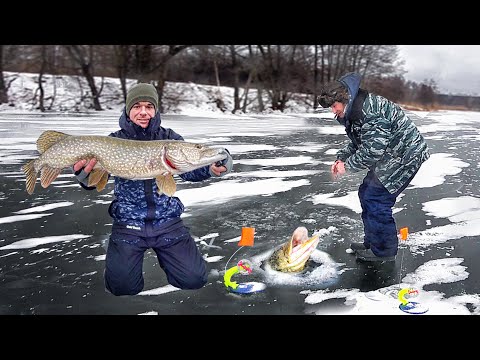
left=65, top=45, right=103, bottom=110
left=47, top=45, right=61, bottom=111
left=113, top=45, right=134, bottom=102
left=229, top=45, right=243, bottom=113
left=129, top=45, right=191, bottom=112
left=417, top=79, right=437, bottom=107
left=257, top=45, right=295, bottom=111
left=364, top=75, right=406, bottom=102
left=36, top=46, right=48, bottom=112
left=134, top=45, right=153, bottom=78
left=313, top=45, right=319, bottom=109
left=154, top=45, right=190, bottom=113
left=358, top=45, right=404, bottom=78
left=0, top=46, right=8, bottom=104
left=129, top=45, right=191, bottom=113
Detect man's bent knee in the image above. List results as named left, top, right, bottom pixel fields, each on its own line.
left=173, top=273, right=207, bottom=290
left=105, top=276, right=144, bottom=296
left=106, top=283, right=143, bottom=296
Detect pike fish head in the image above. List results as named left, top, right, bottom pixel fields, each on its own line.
left=268, top=227, right=320, bottom=273
left=164, top=141, right=228, bottom=173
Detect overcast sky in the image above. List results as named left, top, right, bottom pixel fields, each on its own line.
left=398, top=45, right=480, bottom=96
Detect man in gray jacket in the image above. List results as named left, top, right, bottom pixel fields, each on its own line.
left=318, top=72, right=430, bottom=262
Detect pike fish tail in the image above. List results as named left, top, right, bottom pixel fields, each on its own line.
left=22, top=130, right=70, bottom=195
left=22, top=159, right=37, bottom=195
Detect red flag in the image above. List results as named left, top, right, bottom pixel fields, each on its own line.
left=238, top=227, right=255, bottom=246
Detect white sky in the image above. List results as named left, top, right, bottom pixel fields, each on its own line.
left=398, top=45, right=480, bottom=96
left=1, top=71, right=480, bottom=314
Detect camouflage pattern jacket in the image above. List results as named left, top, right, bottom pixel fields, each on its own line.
left=335, top=72, right=430, bottom=194
left=107, top=109, right=211, bottom=237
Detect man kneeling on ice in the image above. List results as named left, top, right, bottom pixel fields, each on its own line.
left=73, top=83, right=233, bottom=296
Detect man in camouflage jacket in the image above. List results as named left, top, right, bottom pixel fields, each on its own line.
left=318, top=72, right=429, bottom=261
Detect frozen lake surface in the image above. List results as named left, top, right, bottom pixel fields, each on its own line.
left=1, top=109, right=480, bottom=315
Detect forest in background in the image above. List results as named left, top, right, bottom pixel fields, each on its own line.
left=1, top=45, right=478, bottom=113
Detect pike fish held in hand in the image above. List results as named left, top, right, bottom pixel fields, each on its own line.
left=22, top=130, right=228, bottom=196
left=268, top=227, right=320, bottom=272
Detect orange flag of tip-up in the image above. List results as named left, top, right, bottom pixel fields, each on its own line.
left=400, top=227, right=409, bottom=240
left=238, top=227, right=255, bottom=246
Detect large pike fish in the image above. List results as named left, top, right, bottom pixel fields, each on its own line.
left=22, top=130, right=228, bottom=196
left=268, top=227, right=320, bottom=272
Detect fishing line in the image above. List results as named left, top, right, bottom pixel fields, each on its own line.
left=397, top=227, right=408, bottom=284
left=224, top=245, right=245, bottom=273
left=398, top=242, right=406, bottom=284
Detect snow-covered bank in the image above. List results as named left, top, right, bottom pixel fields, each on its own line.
left=0, top=71, right=316, bottom=115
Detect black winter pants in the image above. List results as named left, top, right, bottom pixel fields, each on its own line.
left=358, top=170, right=417, bottom=257
left=104, top=225, right=207, bottom=296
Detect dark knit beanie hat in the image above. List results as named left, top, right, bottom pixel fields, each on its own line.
left=317, top=81, right=349, bottom=108
left=125, top=83, right=159, bottom=114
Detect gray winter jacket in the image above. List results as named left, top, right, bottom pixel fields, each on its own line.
left=335, top=72, right=430, bottom=194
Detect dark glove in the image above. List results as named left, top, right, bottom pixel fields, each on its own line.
left=210, top=149, right=232, bottom=177
left=72, top=166, right=95, bottom=190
